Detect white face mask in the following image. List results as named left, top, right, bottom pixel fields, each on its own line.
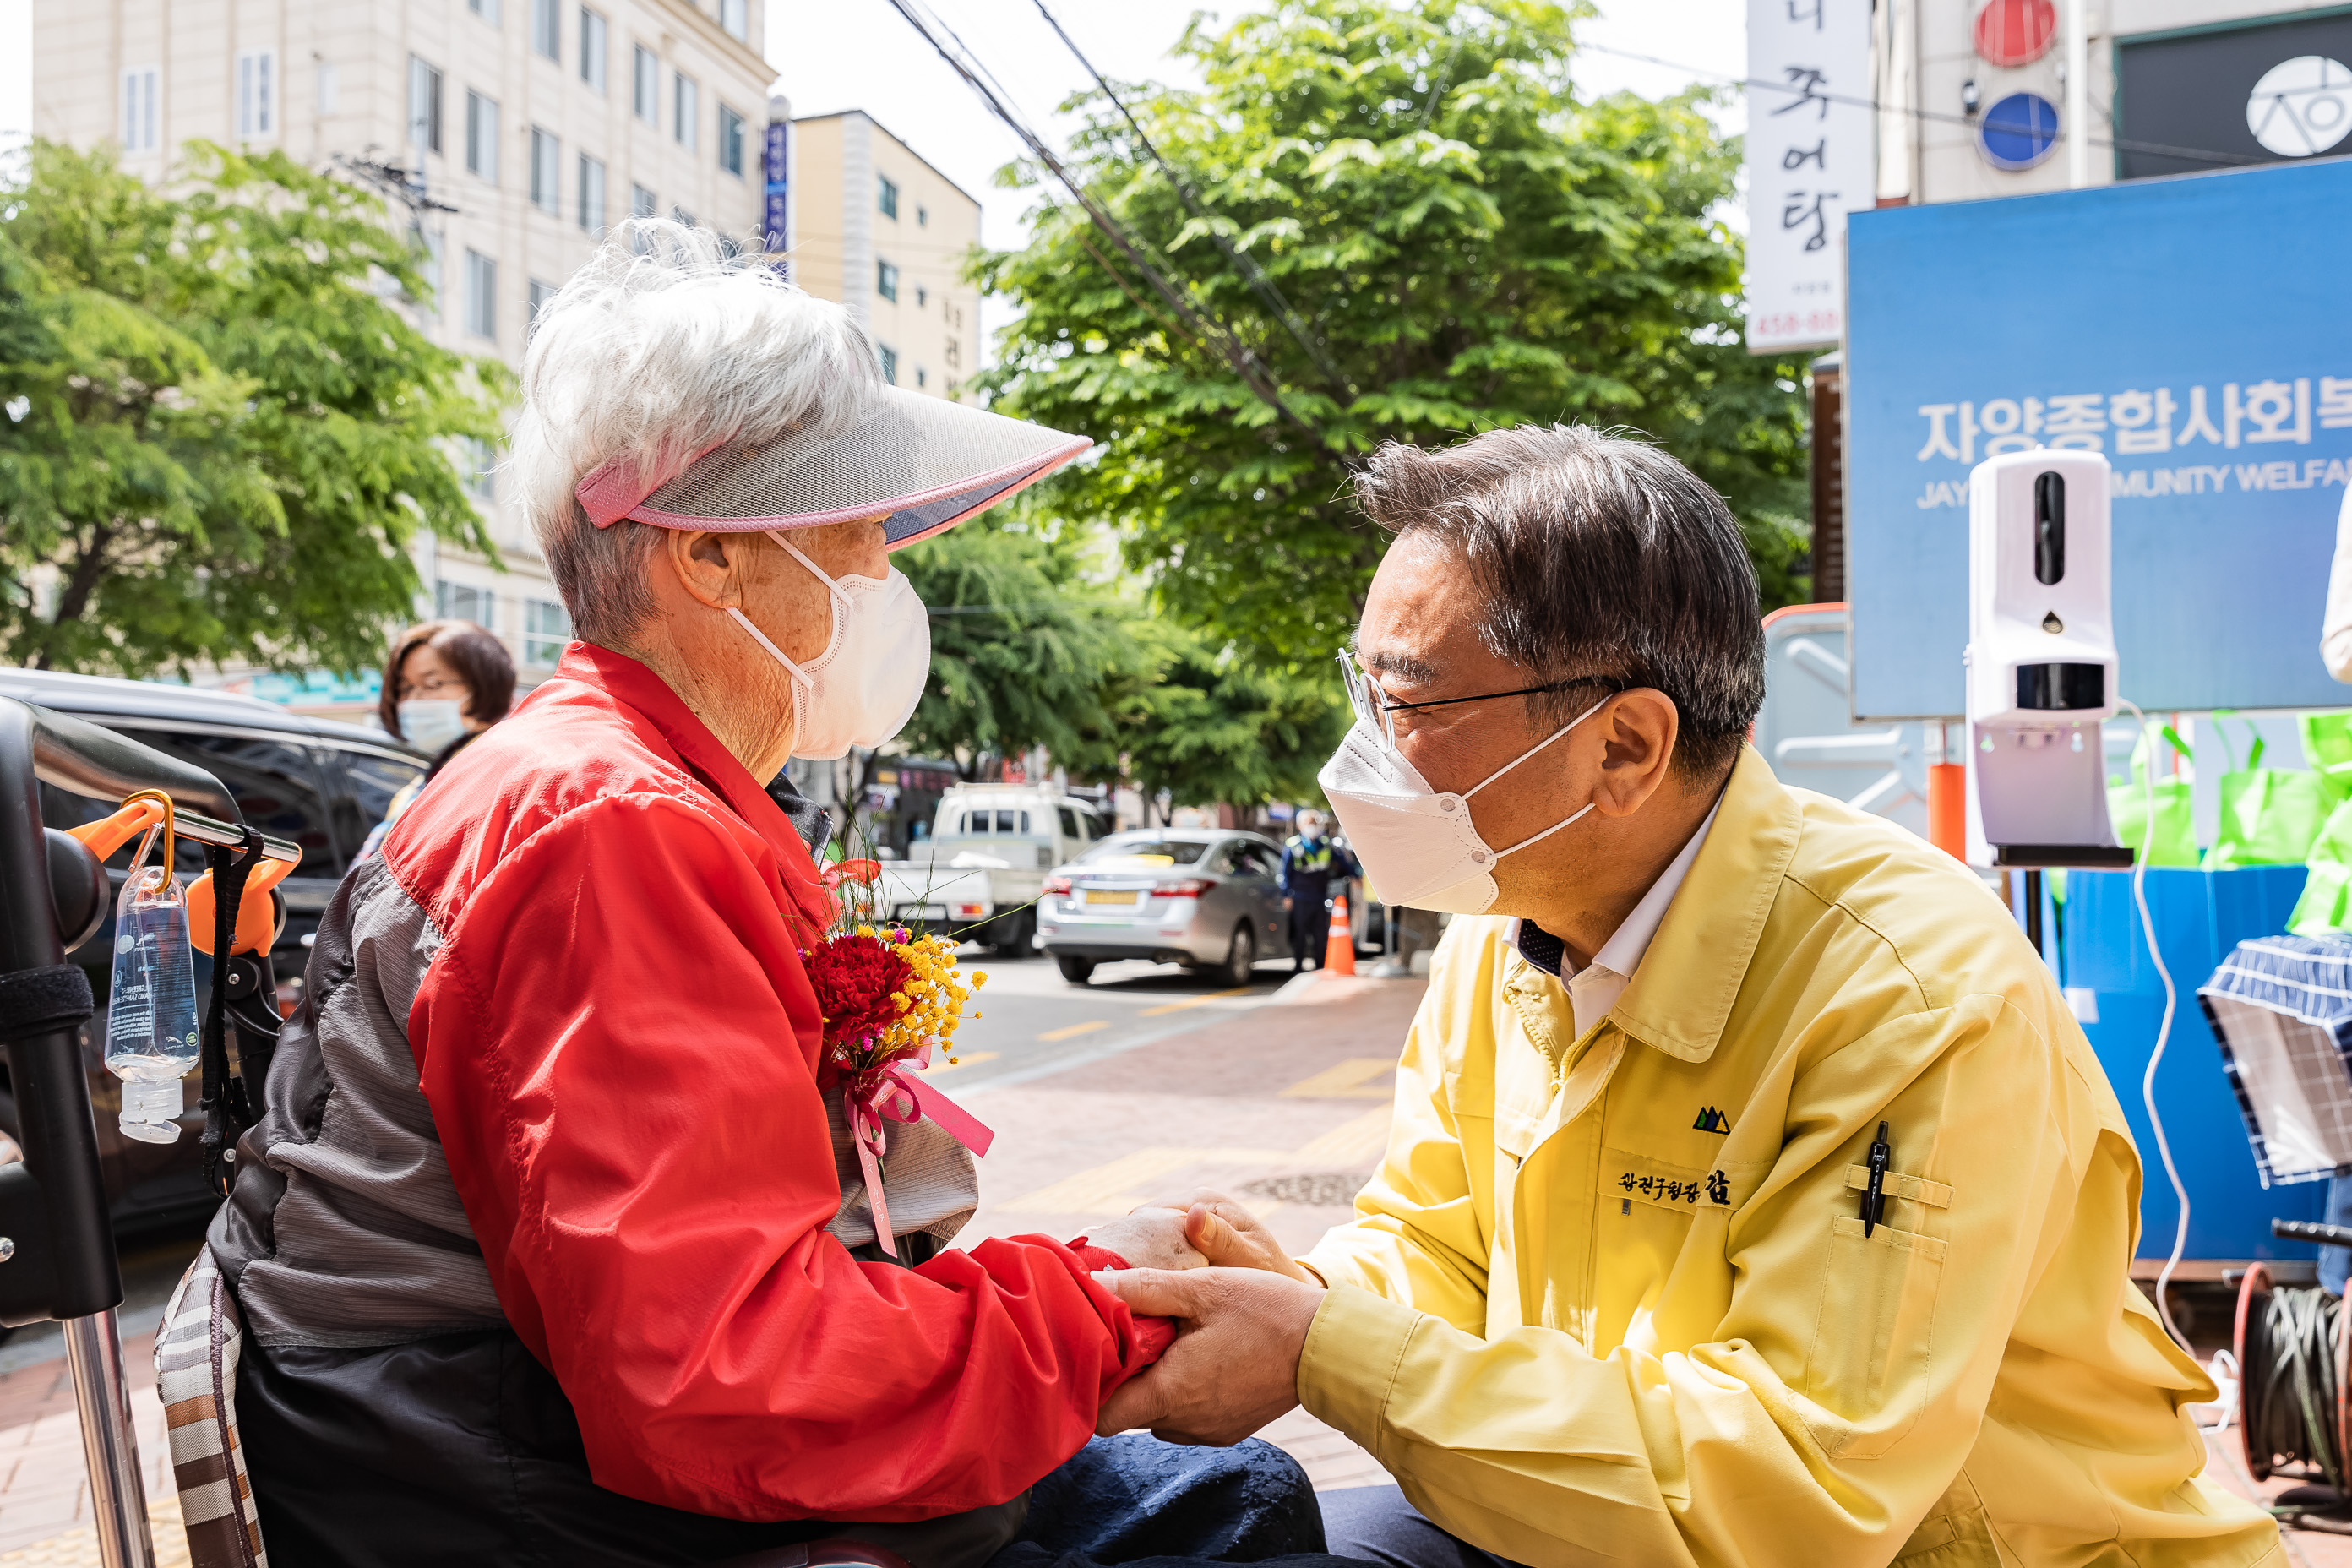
left=727, top=531, right=931, bottom=762
left=397, top=698, right=467, bottom=754
left=1316, top=694, right=1610, bottom=916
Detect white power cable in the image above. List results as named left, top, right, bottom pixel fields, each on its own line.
left=2117, top=698, right=2192, bottom=1350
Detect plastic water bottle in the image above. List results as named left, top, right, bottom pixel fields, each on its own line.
left=104, top=847, right=199, bottom=1145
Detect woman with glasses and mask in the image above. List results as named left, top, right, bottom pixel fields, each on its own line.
left=357, top=618, right=518, bottom=860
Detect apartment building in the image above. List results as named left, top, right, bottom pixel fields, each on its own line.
left=31, top=0, right=772, bottom=717
left=788, top=111, right=981, bottom=402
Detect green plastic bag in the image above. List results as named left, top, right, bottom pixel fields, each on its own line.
left=2291, top=798, right=2352, bottom=935
left=2301, top=713, right=2352, bottom=808
left=2107, top=724, right=2197, bottom=868
left=2203, top=722, right=2329, bottom=869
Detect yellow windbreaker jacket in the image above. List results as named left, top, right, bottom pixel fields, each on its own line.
left=1298, top=749, right=2280, bottom=1568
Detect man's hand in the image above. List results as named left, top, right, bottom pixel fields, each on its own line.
left=1081, top=1206, right=1206, bottom=1271
left=1092, top=1268, right=1326, bottom=1444
left=1133, top=1189, right=1318, bottom=1282
left=1283, top=896, right=1294, bottom=912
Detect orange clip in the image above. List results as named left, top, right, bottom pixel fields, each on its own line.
left=189, top=853, right=300, bottom=956
left=66, top=798, right=169, bottom=862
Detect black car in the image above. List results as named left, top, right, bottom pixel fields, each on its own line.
left=0, top=667, right=426, bottom=1238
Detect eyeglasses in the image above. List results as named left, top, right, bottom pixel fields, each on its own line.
left=397, top=672, right=468, bottom=701
left=1336, top=649, right=1622, bottom=748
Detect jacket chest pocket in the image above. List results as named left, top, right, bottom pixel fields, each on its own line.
left=1801, top=1168, right=1949, bottom=1459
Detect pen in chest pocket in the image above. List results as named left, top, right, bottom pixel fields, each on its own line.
left=1863, top=1121, right=1891, bottom=1237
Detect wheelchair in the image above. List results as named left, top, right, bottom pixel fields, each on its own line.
left=0, top=698, right=906, bottom=1568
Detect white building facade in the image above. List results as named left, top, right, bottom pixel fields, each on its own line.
left=32, top=0, right=772, bottom=717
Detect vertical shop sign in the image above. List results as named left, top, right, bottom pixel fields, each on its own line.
left=764, top=117, right=791, bottom=259
left=1745, top=0, right=1876, bottom=354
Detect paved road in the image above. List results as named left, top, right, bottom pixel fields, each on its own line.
left=920, top=946, right=1320, bottom=1095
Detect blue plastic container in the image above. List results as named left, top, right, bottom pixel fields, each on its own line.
left=2058, top=865, right=2324, bottom=1263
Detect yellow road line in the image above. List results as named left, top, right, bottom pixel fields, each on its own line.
left=1037, top=1021, right=1109, bottom=1042
left=1279, top=1058, right=1398, bottom=1099
left=1139, top=987, right=1251, bottom=1018
left=922, top=1051, right=1000, bottom=1076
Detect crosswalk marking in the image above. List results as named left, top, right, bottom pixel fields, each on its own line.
left=995, top=1146, right=1293, bottom=1215
left=1295, top=1107, right=1392, bottom=1165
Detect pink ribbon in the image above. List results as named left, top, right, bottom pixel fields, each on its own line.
left=846, top=1043, right=995, bottom=1259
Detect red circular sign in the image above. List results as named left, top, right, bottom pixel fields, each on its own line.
left=1974, top=0, right=2056, bottom=68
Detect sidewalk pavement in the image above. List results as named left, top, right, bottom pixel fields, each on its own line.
left=0, top=1327, right=186, bottom=1565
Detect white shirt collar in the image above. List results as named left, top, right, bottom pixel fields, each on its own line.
left=1509, top=794, right=1723, bottom=1039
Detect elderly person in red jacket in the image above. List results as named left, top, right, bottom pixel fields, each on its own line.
left=206, top=223, right=1324, bottom=1568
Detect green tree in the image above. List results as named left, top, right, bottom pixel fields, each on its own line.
left=0, top=140, right=509, bottom=676
left=1086, top=633, right=1347, bottom=822
left=888, top=514, right=1141, bottom=787
left=977, top=0, right=1811, bottom=668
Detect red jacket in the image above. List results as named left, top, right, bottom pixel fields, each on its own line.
left=388, top=644, right=1159, bottom=1522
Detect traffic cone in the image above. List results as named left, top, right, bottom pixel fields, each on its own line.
left=1323, top=895, right=1357, bottom=977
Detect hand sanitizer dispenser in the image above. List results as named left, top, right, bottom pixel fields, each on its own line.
left=1963, top=449, right=2132, bottom=869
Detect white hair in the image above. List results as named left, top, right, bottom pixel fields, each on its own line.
left=506, top=220, right=883, bottom=644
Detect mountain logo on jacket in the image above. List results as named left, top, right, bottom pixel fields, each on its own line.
left=1692, top=1105, right=1732, bottom=1134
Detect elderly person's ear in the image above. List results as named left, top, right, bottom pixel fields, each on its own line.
left=668, top=529, right=757, bottom=610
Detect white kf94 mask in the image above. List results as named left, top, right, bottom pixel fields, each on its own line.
left=1317, top=694, right=1611, bottom=916
left=726, top=531, right=932, bottom=762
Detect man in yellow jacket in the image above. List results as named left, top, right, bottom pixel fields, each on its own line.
left=1099, top=425, right=2280, bottom=1568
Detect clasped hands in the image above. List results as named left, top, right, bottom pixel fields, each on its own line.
left=1076, top=1192, right=1327, bottom=1446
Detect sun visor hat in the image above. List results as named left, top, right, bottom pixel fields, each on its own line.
left=574, top=387, right=1091, bottom=548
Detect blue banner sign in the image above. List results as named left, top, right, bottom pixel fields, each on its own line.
left=1845, top=159, right=2352, bottom=717
left=764, top=118, right=789, bottom=255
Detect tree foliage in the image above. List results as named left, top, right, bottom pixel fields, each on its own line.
left=894, top=515, right=1142, bottom=781
left=1080, top=635, right=1346, bottom=823
left=977, top=0, right=1812, bottom=670
left=0, top=140, right=510, bottom=677
left=881, top=513, right=1345, bottom=820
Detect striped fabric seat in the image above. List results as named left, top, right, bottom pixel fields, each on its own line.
left=155, top=1246, right=267, bottom=1568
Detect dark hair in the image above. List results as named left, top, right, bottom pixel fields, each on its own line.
left=378, top=619, right=519, bottom=741
left=1353, top=425, right=1765, bottom=781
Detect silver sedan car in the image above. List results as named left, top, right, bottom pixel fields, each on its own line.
left=1037, top=830, right=1293, bottom=986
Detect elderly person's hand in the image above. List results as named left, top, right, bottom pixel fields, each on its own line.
left=1081, top=1206, right=1207, bottom=1271
left=1130, top=1188, right=1318, bottom=1282
left=1092, top=1267, right=1326, bottom=1443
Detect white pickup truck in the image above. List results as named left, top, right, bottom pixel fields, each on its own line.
left=874, top=784, right=1113, bottom=955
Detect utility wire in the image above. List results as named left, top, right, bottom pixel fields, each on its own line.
left=879, top=0, right=1327, bottom=439
left=1029, top=0, right=1354, bottom=397
left=1576, top=39, right=2268, bottom=169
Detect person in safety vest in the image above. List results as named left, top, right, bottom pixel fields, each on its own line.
left=1278, top=809, right=1357, bottom=973
left=204, top=222, right=1324, bottom=1568
left=1084, top=425, right=2284, bottom=1568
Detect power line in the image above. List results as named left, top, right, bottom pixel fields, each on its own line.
left=876, top=0, right=1328, bottom=439
left=1029, top=0, right=1353, bottom=397
left=1576, top=39, right=2267, bottom=169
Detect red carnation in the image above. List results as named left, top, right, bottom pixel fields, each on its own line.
left=805, top=931, right=913, bottom=1053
